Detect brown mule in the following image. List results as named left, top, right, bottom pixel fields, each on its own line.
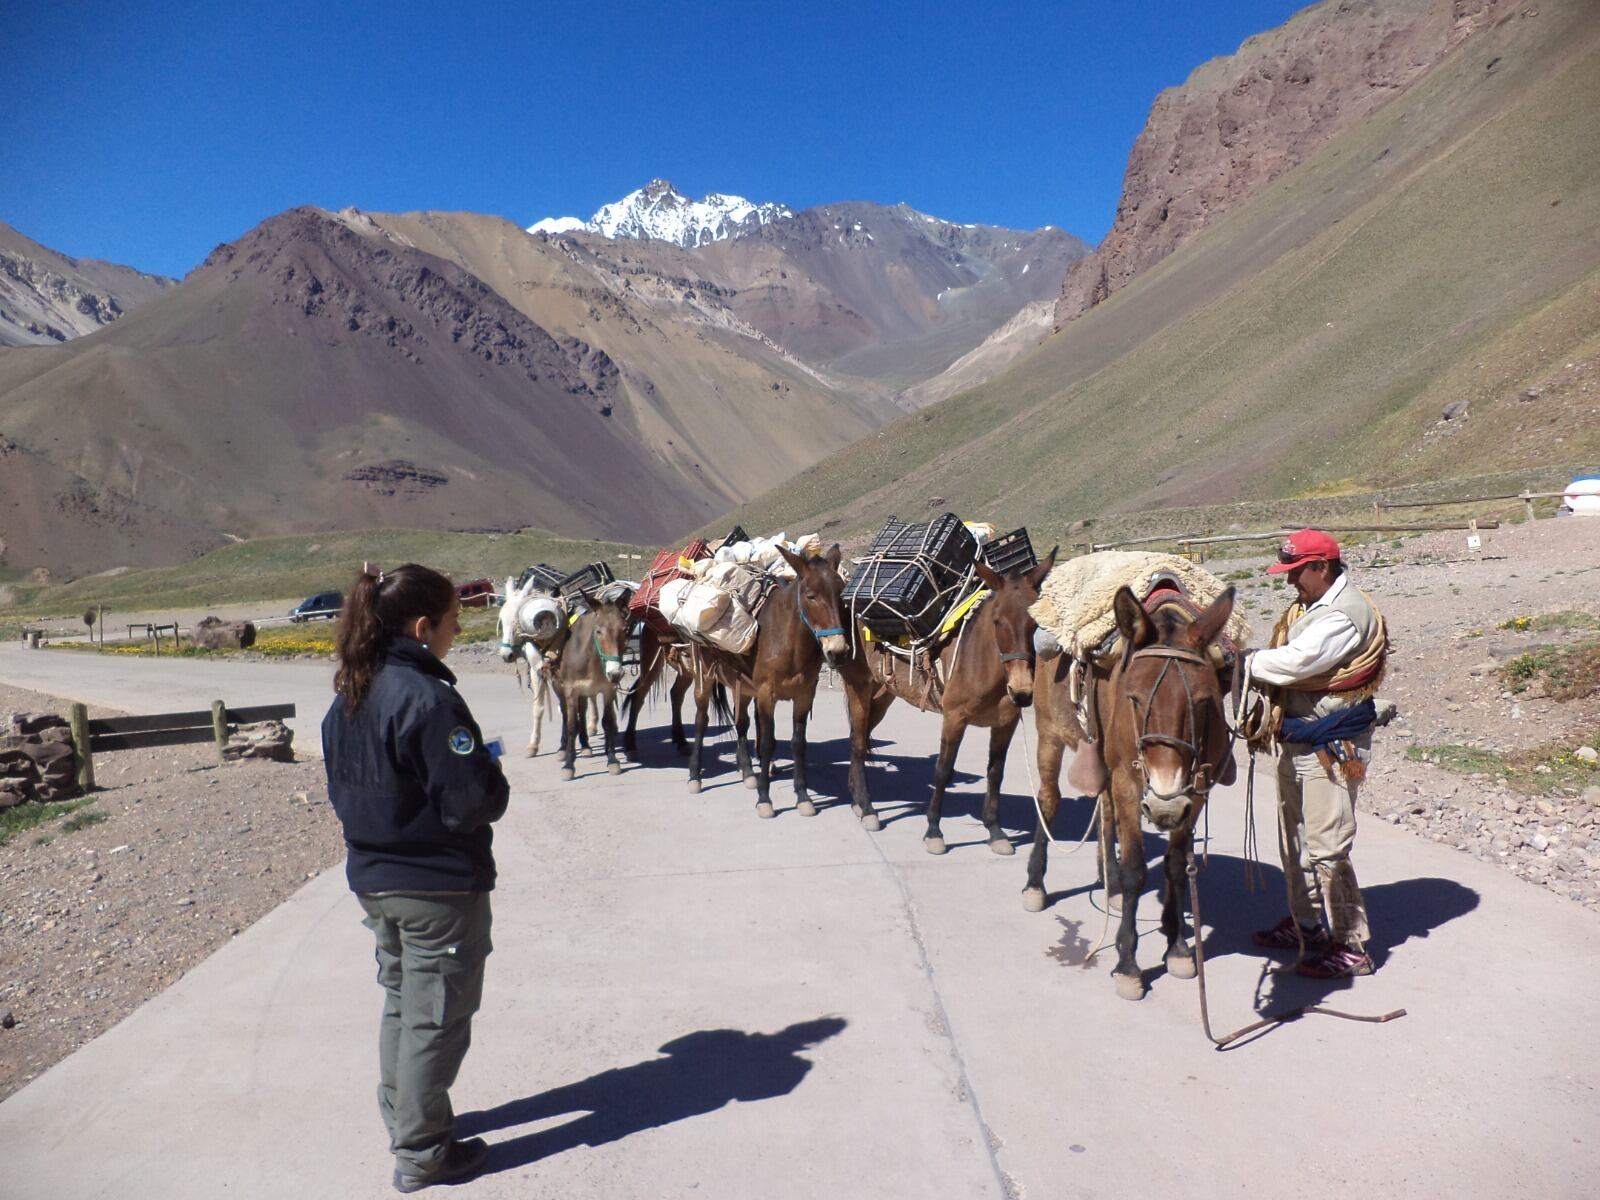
left=690, top=545, right=852, bottom=817
left=841, top=550, right=1057, bottom=854
left=553, top=591, right=634, bottom=780
left=1028, top=584, right=1237, bottom=999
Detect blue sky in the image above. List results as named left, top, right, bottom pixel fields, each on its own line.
left=4, top=0, right=1311, bottom=278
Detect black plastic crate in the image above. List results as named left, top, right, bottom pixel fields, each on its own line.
left=721, top=523, right=750, bottom=546
left=516, top=563, right=565, bottom=595
left=844, top=513, right=978, bottom=641
left=556, top=561, right=615, bottom=605
left=982, top=528, right=1036, bottom=576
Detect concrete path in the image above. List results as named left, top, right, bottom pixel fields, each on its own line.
left=1, top=644, right=1596, bottom=1198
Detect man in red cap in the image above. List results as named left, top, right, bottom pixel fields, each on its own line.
left=1244, top=528, right=1388, bottom=978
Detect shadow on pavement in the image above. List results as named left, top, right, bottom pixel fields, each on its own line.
left=458, top=1017, right=847, bottom=1173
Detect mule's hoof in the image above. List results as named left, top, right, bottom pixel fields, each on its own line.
left=988, top=836, right=1015, bottom=857
left=860, top=812, right=882, bottom=833
left=559, top=767, right=575, bottom=781
left=525, top=748, right=538, bottom=759
left=1165, top=953, right=1197, bottom=980
left=756, top=800, right=776, bottom=819
left=743, top=775, right=758, bottom=791
left=924, top=836, right=947, bottom=856
left=607, top=762, right=622, bottom=776
left=1022, top=888, right=1047, bottom=913
left=1113, top=973, right=1145, bottom=1001
left=687, top=779, right=703, bottom=795
left=796, top=798, right=818, bottom=817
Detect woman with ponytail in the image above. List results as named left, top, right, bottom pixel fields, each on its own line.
left=322, top=562, right=509, bottom=1193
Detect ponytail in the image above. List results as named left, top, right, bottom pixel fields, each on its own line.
left=334, top=562, right=457, bottom=711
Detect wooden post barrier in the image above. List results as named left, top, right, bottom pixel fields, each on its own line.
left=211, top=700, right=228, bottom=765
left=69, top=701, right=298, bottom=788
left=69, top=702, right=95, bottom=792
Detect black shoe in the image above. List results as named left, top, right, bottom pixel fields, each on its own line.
left=393, top=1138, right=490, bottom=1193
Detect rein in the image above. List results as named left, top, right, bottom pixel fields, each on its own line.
left=1185, top=843, right=1407, bottom=1049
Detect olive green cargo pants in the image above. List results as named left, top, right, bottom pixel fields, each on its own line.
left=358, top=891, right=492, bottom=1179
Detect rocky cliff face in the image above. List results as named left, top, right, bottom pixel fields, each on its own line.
left=1055, top=0, right=1510, bottom=328
left=0, top=223, right=174, bottom=346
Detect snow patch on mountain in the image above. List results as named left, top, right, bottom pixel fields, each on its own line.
left=527, top=179, right=793, bottom=248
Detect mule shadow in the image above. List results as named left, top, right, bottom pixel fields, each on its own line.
left=457, top=1017, right=847, bottom=1174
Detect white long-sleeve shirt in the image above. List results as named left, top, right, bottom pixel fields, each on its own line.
left=1247, top=572, right=1361, bottom=686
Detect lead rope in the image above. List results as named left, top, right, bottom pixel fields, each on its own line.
left=1185, top=843, right=1406, bottom=1049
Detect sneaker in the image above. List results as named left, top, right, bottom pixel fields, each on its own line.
left=393, top=1138, right=490, bottom=1193
left=1295, top=942, right=1374, bottom=979
left=1251, top=916, right=1330, bottom=952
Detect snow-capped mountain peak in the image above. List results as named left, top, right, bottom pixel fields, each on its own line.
left=528, top=179, right=793, bottom=248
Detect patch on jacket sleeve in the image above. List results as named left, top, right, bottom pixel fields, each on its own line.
left=447, top=726, right=476, bottom=756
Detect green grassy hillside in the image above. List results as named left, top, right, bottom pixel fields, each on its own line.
left=3, top=527, right=649, bottom=619
left=720, top=2, right=1600, bottom=547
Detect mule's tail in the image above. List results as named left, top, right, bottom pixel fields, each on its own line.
left=712, top=682, right=734, bottom=728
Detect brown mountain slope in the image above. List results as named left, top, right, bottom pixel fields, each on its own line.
left=364, top=209, right=896, bottom=506
left=1055, top=0, right=1512, bottom=328
left=0, top=222, right=175, bottom=347
left=723, top=0, right=1600, bottom=542
left=0, top=206, right=724, bottom=570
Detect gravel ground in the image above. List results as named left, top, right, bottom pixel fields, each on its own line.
left=1222, top=517, right=1600, bottom=910
left=0, top=683, right=339, bottom=1101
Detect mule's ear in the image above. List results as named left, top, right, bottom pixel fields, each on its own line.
left=825, top=542, right=842, bottom=570
left=613, top=586, right=635, bottom=612
left=1187, top=586, right=1236, bottom=648
left=577, top=587, right=597, bottom=609
left=504, top=575, right=517, bottom=600
left=1113, top=585, right=1155, bottom=648
left=776, top=543, right=807, bottom=573
left=975, top=560, right=1005, bottom=591
left=1025, top=545, right=1058, bottom=590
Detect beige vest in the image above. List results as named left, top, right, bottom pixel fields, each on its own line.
left=1280, top=580, right=1381, bottom=719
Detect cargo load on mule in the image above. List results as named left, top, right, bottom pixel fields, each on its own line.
left=845, top=513, right=1039, bottom=712
left=516, top=563, right=566, bottom=595
left=655, top=531, right=823, bottom=654
left=630, top=538, right=711, bottom=635
left=557, top=560, right=616, bottom=610
left=844, top=513, right=981, bottom=642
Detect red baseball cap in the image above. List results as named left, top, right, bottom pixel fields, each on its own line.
left=1267, top=528, right=1341, bottom=574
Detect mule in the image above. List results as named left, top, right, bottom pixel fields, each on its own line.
left=1027, top=584, right=1237, bottom=999
left=497, top=577, right=602, bottom=756
left=689, top=545, right=852, bottom=818
left=841, top=550, right=1057, bottom=854
left=552, top=590, right=634, bottom=780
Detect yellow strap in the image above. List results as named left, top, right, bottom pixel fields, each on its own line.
left=567, top=612, right=580, bottom=627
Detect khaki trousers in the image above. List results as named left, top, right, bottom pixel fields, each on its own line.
left=358, top=891, right=493, bottom=1178
left=1274, top=738, right=1371, bottom=950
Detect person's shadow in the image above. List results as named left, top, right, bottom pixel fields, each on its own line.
left=457, top=1017, right=847, bottom=1174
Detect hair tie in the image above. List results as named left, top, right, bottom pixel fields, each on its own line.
left=362, top=561, right=386, bottom=585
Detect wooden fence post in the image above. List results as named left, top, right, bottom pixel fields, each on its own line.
left=212, top=700, right=229, bottom=765
left=70, top=702, right=95, bottom=792
left=1523, top=492, right=1535, bottom=522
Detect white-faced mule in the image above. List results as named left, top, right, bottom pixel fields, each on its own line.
left=1030, top=584, right=1238, bottom=1000
left=553, top=589, right=634, bottom=780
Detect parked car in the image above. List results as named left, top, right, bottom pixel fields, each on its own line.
left=457, top=578, right=497, bottom=608
left=289, top=590, right=343, bottom=622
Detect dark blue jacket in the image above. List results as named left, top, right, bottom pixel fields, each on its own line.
left=322, top=639, right=509, bottom=894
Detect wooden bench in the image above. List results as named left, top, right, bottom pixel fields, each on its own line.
left=68, top=701, right=297, bottom=791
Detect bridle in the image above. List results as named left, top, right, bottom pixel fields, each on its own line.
left=1123, top=644, right=1230, bottom=803
left=795, top=579, right=845, bottom=643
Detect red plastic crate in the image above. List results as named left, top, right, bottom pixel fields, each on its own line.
left=630, top=538, right=710, bottom=634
